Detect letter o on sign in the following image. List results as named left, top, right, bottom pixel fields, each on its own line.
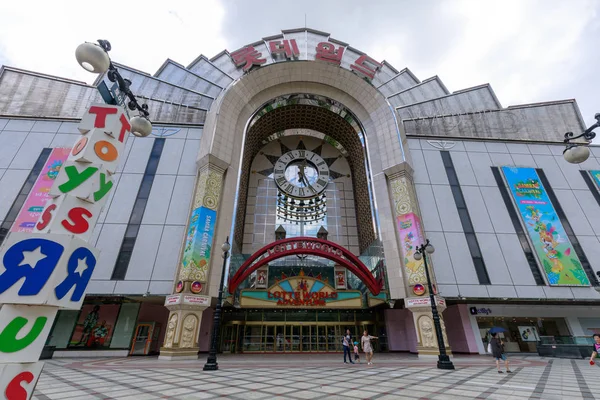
left=94, top=140, right=118, bottom=161
left=72, top=136, right=89, bottom=156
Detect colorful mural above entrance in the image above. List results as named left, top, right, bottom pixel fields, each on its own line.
left=502, top=166, right=590, bottom=286
left=240, top=268, right=363, bottom=308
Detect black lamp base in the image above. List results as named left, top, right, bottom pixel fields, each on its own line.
left=203, top=362, right=218, bottom=371
left=437, top=355, right=455, bottom=370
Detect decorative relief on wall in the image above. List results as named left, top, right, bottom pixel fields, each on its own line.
left=164, top=314, right=178, bottom=348
left=426, top=140, right=455, bottom=150
left=418, top=315, right=436, bottom=348
left=180, top=314, right=198, bottom=348
left=390, top=176, right=414, bottom=216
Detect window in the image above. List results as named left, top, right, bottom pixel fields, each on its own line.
left=111, top=138, right=165, bottom=280
left=441, top=151, right=491, bottom=284
left=0, top=148, right=52, bottom=246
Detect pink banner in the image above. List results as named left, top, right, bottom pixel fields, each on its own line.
left=397, top=213, right=427, bottom=287
left=11, top=147, right=71, bottom=233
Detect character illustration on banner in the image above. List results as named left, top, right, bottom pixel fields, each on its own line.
left=46, top=159, right=64, bottom=180
left=336, top=271, right=345, bottom=287
left=525, top=206, right=573, bottom=284
left=90, top=320, right=109, bottom=347
left=76, top=305, right=99, bottom=345
left=403, top=232, right=420, bottom=273
left=257, top=271, right=266, bottom=286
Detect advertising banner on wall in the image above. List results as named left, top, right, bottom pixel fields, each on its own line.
left=396, top=213, right=427, bottom=287
left=181, top=206, right=217, bottom=283
left=11, top=147, right=71, bottom=233
left=589, top=170, right=600, bottom=190
left=502, top=166, right=590, bottom=286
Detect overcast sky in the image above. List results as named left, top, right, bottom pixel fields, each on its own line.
left=0, top=0, right=598, bottom=126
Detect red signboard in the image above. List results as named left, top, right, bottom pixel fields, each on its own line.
left=228, top=237, right=383, bottom=295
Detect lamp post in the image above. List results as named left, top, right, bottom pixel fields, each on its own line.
left=563, top=113, right=600, bottom=164
left=203, top=236, right=231, bottom=371
left=75, top=40, right=153, bottom=137
left=414, top=239, right=455, bottom=370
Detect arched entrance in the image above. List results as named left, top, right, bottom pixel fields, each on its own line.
left=228, top=237, right=384, bottom=295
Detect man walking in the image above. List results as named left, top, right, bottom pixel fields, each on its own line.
left=343, top=329, right=355, bottom=364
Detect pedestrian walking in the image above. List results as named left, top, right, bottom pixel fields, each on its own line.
left=490, top=332, right=511, bottom=373
left=361, top=330, right=378, bottom=365
left=342, top=329, right=355, bottom=364
left=589, top=333, right=600, bottom=365
left=353, top=341, right=361, bottom=363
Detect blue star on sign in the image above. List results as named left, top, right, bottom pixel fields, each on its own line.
left=55, top=247, right=96, bottom=302
left=0, top=238, right=65, bottom=296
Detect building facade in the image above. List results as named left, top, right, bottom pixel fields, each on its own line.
left=1, top=28, right=599, bottom=358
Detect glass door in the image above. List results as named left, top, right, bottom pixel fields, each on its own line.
left=243, top=325, right=263, bottom=352
left=275, top=326, right=285, bottom=352
left=301, top=325, right=310, bottom=352
left=289, top=325, right=300, bottom=352
left=265, top=326, right=275, bottom=352
left=327, top=326, right=338, bottom=352
left=309, top=325, right=318, bottom=351
left=316, top=326, right=326, bottom=351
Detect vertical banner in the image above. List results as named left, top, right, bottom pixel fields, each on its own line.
left=396, top=213, right=427, bottom=289
left=11, top=148, right=71, bottom=233
left=502, top=166, right=590, bottom=286
left=181, top=206, right=217, bottom=283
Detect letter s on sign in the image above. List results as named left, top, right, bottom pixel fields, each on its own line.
left=35, top=204, right=57, bottom=231
left=61, top=207, right=93, bottom=234
left=5, top=371, right=35, bottom=400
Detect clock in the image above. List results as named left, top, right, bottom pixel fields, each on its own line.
left=273, top=150, right=329, bottom=198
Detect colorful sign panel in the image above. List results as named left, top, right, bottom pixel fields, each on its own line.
left=11, top=148, right=71, bottom=233
left=240, top=271, right=363, bottom=308
left=502, top=166, right=590, bottom=286
left=397, top=213, right=427, bottom=286
left=181, top=206, right=217, bottom=283
left=589, top=170, right=600, bottom=190
left=0, top=104, right=131, bottom=398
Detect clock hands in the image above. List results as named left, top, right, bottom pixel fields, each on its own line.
left=298, top=158, right=317, bottom=194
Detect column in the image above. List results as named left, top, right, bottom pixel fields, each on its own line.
left=159, top=155, right=227, bottom=360
left=384, top=162, right=451, bottom=357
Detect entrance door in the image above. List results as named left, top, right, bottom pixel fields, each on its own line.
left=288, top=325, right=300, bottom=352
left=130, top=324, right=152, bottom=355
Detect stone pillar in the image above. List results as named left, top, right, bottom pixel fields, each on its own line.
left=384, top=162, right=451, bottom=357
left=159, top=155, right=227, bottom=360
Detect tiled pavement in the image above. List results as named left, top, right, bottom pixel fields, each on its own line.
left=33, top=354, right=599, bottom=399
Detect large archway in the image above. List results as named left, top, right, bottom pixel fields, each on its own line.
left=201, top=61, right=410, bottom=301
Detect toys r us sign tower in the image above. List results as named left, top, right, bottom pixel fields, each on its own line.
left=0, top=39, right=152, bottom=399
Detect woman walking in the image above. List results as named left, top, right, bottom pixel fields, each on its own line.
left=490, top=332, right=511, bottom=373
left=361, top=330, right=378, bottom=365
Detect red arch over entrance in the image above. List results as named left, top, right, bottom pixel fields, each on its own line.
left=228, top=237, right=383, bottom=295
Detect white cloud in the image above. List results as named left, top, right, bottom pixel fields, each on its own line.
left=0, top=0, right=228, bottom=83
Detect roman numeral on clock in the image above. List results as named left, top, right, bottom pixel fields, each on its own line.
left=276, top=176, right=287, bottom=185
left=317, top=179, right=327, bottom=187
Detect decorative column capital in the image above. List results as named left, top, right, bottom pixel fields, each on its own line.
left=383, top=161, right=414, bottom=181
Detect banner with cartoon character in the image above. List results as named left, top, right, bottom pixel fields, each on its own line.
left=502, top=166, right=590, bottom=286
left=397, top=213, right=427, bottom=287
left=181, top=206, right=216, bottom=283
left=11, top=148, right=71, bottom=233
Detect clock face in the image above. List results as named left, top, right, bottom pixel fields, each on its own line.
left=273, top=150, right=329, bottom=198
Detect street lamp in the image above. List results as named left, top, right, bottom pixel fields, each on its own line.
left=203, top=236, right=231, bottom=371
left=414, top=239, right=455, bottom=370
left=75, top=40, right=153, bottom=137
left=563, top=113, right=600, bottom=164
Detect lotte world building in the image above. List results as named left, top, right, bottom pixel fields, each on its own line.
left=1, top=28, right=600, bottom=360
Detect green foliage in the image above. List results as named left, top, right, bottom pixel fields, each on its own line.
left=542, top=259, right=553, bottom=274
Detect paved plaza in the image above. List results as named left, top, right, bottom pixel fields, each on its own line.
left=32, top=354, right=598, bottom=400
